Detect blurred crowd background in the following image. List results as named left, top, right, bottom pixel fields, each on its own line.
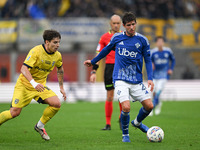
left=0, top=0, right=200, bottom=83
left=1, top=0, right=200, bottom=19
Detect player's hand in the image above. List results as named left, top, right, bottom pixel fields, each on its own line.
left=168, top=69, right=173, bottom=75
left=90, top=74, right=97, bottom=83
left=84, top=60, right=92, bottom=67
left=147, top=80, right=154, bottom=92
left=60, top=88, right=67, bottom=101
left=35, top=83, right=45, bottom=92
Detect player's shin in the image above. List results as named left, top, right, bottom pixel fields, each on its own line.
left=135, top=107, right=151, bottom=124
left=39, top=106, right=60, bottom=126
left=0, top=110, right=12, bottom=125
left=121, top=111, right=130, bottom=136
left=105, top=101, right=113, bottom=125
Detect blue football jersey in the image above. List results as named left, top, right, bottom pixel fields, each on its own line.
left=91, top=32, right=153, bottom=84
left=151, top=47, right=175, bottom=79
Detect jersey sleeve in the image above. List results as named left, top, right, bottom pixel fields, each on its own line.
left=142, top=37, right=153, bottom=80
left=91, top=37, right=116, bottom=65
left=23, top=49, right=38, bottom=68
left=55, top=52, right=63, bottom=68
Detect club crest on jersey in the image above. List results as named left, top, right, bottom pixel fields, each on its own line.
left=135, top=43, right=140, bottom=48
left=164, top=53, right=169, bottom=58
left=117, top=90, right=121, bottom=95
left=14, top=99, right=19, bottom=104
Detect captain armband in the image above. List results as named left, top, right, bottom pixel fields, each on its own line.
left=92, top=64, right=99, bottom=71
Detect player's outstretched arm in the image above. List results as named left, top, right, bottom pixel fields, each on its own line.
left=57, top=66, right=66, bottom=101
left=21, top=65, right=45, bottom=92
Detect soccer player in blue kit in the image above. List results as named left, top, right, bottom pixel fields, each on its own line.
left=84, top=12, right=154, bottom=142
left=150, top=36, right=175, bottom=115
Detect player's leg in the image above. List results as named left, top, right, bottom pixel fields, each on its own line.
left=35, top=96, right=60, bottom=141
left=153, top=79, right=166, bottom=115
left=115, top=80, right=131, bottom=142
left=130, top=83, right=153, bottom=133
left=34, top=88, right=60, bottom=140
left=131, top=99, right=153, bottom=133
left=38, top=96, right=61, bottom=127
left=102, top=64, right=114, bottom=130
left=120, top=100, right=131, bottom=142
left=102, top=89, right=114, bottom=130
left=0, top=84, right=32, bottom=126
left=0, top=107, right=22, bottom=125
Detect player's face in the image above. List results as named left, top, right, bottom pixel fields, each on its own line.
left=123, top=21, right=137, bottom=37
left=110, top=17, right=121, bottom=33
left=156, top=38, right=164, bottom=49
left=46, top=37, right=60, bottom=53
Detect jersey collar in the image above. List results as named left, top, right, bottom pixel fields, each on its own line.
left=42, top=44, right=55, bottom=55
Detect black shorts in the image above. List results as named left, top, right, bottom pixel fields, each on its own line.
left=104, top=64, right=114, bottom=90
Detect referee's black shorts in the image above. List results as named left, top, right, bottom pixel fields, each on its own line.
left=104, top=64, right=114, bottom=91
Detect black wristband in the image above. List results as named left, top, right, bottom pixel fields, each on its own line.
left=92, top=64, right=99, bottom=70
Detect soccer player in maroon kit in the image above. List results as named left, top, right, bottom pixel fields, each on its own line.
left=90, top=14, right=122, bottom=130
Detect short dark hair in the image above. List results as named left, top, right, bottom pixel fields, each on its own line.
left=155, top=36, right=165, bottom=42
left=43, top=29, right=61, bottom=43
left=122, top=12, right=137, bottom=25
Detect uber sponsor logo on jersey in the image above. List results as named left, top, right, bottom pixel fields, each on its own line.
left=118, top=48, right=138, bottom=58
left=45, top=60, right=51, bottom=65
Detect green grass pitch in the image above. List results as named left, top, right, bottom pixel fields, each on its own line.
left=0, top=101, right=200, bottom=150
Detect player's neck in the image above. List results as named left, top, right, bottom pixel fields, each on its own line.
left=110, top=30, right=119, bottom=34
left=44, top=44, right=54, bottom=54
left=158, top=47, right=163, bottom=51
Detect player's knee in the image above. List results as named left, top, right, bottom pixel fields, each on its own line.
left=145, top=103, right=154, bottom=112
left=10, top=108, right=21, bottom=118
left=52, top=101, right=61, bottom=108
left=122, top=105, right=130, bottom=112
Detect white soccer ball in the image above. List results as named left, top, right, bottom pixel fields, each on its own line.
left=147, top=126, right=164, bottom=142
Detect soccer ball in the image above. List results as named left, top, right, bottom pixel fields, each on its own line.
left=147, top=126, right=164, bottom=142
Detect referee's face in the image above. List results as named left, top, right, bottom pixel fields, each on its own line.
left=46, top=37, right=60, bottom=53
left=110, top=16, right=121, bottom=33
left=123, top=21, right=137, bottom=37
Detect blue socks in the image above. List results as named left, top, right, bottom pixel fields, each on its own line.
left=136, top=107, right=150, bottom=123
left=121, top=111, right=130, bottom=135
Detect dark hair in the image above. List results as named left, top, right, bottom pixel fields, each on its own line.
left=43, top=29, right=61, bottom=43
left=122, top=12, right=137, bottom=25
left=155, top=36, right=165, bottom=42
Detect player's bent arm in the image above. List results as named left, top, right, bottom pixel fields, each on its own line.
left=57, top=66, right=66, bottom=100
left=21, top=65, right=34, bottom=82
left=21, top=65, right=44, bottom=91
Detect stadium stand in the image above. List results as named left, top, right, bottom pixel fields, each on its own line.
left=0, top=0, right=200, bottom=19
